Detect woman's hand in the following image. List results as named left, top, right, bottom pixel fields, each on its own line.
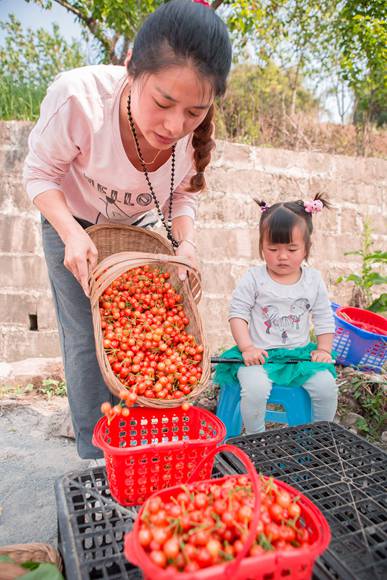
left=33, top=190, right=98, bottom=296
left=311, top=349, right=332, bottom=363
left=242, top=346, right=268, bottom=366
left=175, top=239, right=198, bottom=281
left=63, top=229, right=98, bottom=296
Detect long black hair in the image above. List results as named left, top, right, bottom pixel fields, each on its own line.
left=127, top=0, right=232, bottom=191
left=256, top=194, right=332, bottom=259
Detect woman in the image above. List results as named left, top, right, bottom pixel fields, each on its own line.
left=23, top=0, right=232, bottom=459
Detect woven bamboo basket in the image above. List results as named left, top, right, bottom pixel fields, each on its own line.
left=0, top=543, right=62, bottom=579
left=88, top=224, right=210, bottom=407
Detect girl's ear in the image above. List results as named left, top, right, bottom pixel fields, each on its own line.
left=124, top=50, right=132, bottom=69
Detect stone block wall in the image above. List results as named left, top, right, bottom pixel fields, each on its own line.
left=0, top=122, right=60, bottom=361
left=1, top=121, right=386, bottom=361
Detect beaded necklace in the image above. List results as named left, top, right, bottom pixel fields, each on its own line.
left=127, top=93, right=179, bottom=248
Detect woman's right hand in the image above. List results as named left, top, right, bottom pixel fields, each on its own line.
left=242, top=346, right=268, bottom=366
left=63, top=228, right=98, bottom=297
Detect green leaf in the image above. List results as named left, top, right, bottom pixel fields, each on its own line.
left=21, top=562, right=64, bottom=580
left=355, top=417, right=369, bottom=434
left=344, top=250, right=363, bottom=257
left=0, top=558, right=63, bottom=580
left=343, top=274, right=363, bottom=285
left=364, top=251, right=387, bottom=263
left=368, top=293, right=387, bottom=313
left=366, top=273, right=387, bottom=285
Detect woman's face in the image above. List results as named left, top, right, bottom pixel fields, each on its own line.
left=130, top=65, right=214, bottom=150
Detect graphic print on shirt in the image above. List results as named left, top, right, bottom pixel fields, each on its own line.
left=261, top=298, right=311, bottom=344
left=99, top=191, right=154, bottom=221
left=100, top=189, right=133, bottom=220
left=83, top=173, right=154, bottom=221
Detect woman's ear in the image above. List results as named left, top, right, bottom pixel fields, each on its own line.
left=124, top=49, right=132, bottom=69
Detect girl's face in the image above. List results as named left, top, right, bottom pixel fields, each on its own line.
left=130, top=65, right=213, bottom=150
left=262, top=224, right=307, bottom=281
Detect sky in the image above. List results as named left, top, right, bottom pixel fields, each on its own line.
left=0, top=0, right=83, bottom=42
left=0, top=0, right=347, bottom=123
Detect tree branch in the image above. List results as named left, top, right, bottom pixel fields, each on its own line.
left=109, top=32, right=121, bottom=64
left=53, top=0, right=112, bottom=57
left=117, top=37, right=130, bottom=66
left=52, top=0, right=84, bottom=21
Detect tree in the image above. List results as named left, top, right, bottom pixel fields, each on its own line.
left=337, top=1, right=387, bottom=129
left=22, top=0, right=387, bottom=134
left=0, top=15, right=85, bottom=119
left=26, top=0, right=166, bottom=64
left=0, top=15, right=85, bottom=88
left=216, top=62, right=319, bottom=144
left=25, top=0, right=295, bottom=65
left=218, top=1, right=386, bottom=126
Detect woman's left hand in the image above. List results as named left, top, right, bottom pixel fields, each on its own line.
left=175, top=239, right=199, bottom=281
left=311, top=349, right=333, bottom=363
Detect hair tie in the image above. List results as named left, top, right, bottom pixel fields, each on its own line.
left=192, top=0, right=211, bottom=6
left=260, top=202, right=269, bottom=213
left=196, top=171, right=204, bottom=177
left=304, top=199, right=324, bottom=214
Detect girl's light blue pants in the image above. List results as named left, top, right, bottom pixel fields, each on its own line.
left=237, top=365, right=338, bottom=434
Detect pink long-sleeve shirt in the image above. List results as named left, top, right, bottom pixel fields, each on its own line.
left=23, top=65, right=198, bottom=224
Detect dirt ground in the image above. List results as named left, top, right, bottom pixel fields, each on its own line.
left=0, top=395, right=88, bottom=548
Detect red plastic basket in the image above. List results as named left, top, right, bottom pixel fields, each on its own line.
left=333, top=307, right=387, bottom=372
left=92, top=406, right=226, bottom=506
left=124, top=444, right=331, bottom=580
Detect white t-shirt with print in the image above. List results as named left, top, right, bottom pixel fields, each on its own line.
left=229, top=264, right=335, bottom=350
left=23, top=65, right=197, bottom=225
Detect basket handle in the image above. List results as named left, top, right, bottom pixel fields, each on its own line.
left=188, top=444, right=261, bottom=579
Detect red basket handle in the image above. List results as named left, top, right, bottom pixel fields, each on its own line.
left=188, top=444, right=261, bottom=579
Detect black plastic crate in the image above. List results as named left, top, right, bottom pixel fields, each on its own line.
left=55, top=461, right=226, bottom=580
left=219, top=421, right=387, bottom=580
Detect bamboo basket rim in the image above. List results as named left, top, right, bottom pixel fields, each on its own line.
left=0, top=543, right=62, bottom=570
left=87, top=223, right=175, bottom=260
left=87, top=224, right=202, bottom=304
left=89, top=251, right=202, bottom=307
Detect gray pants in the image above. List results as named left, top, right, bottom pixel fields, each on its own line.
left=237, top=365, right=338, bottom=435
left=41, top=215, right=155, bottom=459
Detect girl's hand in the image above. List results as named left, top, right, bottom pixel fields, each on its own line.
left=63, top=229, right=98, bottom=296
left=175, top=239, right=198, bottom=281
left=242, top=346, right=268, bottom=366
left=311, top=349, right=332, bottom=363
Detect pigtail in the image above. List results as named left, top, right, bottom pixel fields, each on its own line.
left=188, top=104, right=215, bottom=192
left=253, top=198, right=269, bottom=212
left=301, top=192, right=332, bottom=215
left=313, top=192, right=332, bottom=209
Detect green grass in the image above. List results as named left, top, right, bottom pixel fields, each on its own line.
left=0, top=378, right=67, bottom=399
left=0, top=76, right=47, bottom=120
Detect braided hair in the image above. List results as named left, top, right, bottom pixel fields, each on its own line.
left=255, top=193, right=332, bottom=259
left=127, top=0, right=232, bottom=192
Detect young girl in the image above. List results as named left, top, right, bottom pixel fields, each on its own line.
left=228, top=195, right=338, bottom=434
left=23, top=0, right=232, bottom=459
